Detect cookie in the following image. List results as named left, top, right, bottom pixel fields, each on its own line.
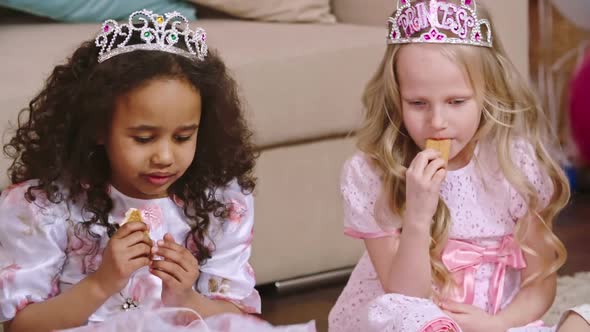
left=121, top=208, right=153, bottom=246
left=425, top=139, right=451, bottom=162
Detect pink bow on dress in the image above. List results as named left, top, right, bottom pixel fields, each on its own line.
left=441, top=235, right=527, bottom=314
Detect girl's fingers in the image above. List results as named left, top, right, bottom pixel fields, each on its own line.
left=150, top=267, right=182, bottom=286
left=157, top=234, right=197, bottom=269
left=126, top=243, right=152, bottom=260
left=153, top=246, right=191, bottom=273
left=128, top=256, right=151, bottom=271
left=123, top=231, right=152, bottom=248
left=423, top=158, right=446, bottom=180
left=432, top=168, right=447, bottom=186
left=159, top=234, right=184, bottom=251
left=151, top=260, right=183, bottom=283
left=112, top=222, right=148, bottom=240
left=163, top=233, right=176, bottom=243
left=409, top=149, right=442, bottom=174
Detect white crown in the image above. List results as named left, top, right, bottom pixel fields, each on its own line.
left=95, top=9, right=207, bottom=63
left=387, top=0, right=492, bottom=48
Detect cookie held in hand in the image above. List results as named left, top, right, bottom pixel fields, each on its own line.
left=425, top=139, right=451, bottom=163
left=121, top=208, right=153, bottom=246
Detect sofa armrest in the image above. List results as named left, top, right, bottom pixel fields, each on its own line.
left=331, top=0, right=393, bottom=26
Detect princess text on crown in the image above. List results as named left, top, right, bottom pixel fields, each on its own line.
left=387, top=0, right=492, bottom=48
left=95, top=9, right=207, bottom=63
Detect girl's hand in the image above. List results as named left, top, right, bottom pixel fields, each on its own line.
left=441, top=300, right=508, bottom=332
left=404, top=149, right=447, bottom=226
left=150, top=233, right=200, bottom=308
left=93, top=222, right=152, bottom=297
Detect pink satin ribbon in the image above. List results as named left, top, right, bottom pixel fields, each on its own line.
left=441, top=236, right=527, bottom=314
left=420, top=317, right=461, bottom=332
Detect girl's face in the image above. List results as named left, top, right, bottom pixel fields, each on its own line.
left=105, top=78, right=201, bottom=199
left=397, top=44, right=482, bottom=170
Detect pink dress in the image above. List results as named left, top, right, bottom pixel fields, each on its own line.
left=0, top=180, right=315, bottom=332
left=328, top=140, right=588, bottom=332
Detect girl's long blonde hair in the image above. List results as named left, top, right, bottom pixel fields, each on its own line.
left=357, top=1, right=570, bottom=296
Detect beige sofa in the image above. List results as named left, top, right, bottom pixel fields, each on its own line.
left=0, top=0, right=529, bottom=286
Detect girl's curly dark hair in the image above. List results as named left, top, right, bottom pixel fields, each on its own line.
left=3, top=28, right=257, bottom=263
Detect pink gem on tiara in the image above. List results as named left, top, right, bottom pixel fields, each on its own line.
left=103, top=26, right=109, bottom=33
left=424, top=29, right=435, bottom=40
left=387, top=0, right=492, bottom=48
left=423, top=28, right=445, bottom=41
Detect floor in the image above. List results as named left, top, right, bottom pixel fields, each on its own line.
left=257, top=193, right=590, bottom=332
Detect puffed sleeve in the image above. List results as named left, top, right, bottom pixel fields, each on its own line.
left=0, top=181, right=69, bottom=322
left=509, top=139, right=555, bottom=220
left=196, top=180, right=261, bottom=314
left=341, top=153, right=401, bottom=239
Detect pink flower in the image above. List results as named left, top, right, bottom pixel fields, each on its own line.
left=227, top=199, right=247, bottom=223
left=186, top=235, right=199, bottom=256
left=84, top=254, right=102, bottom=273
left=207, top=242, right=215, bottom=253
left=141, top=205, right=163, bottom=231
left=0, top=264, right=20, bottom=289
left=67, top=234, right=92, bottom=255
left=67, top=232, right=103, bottom=274
left=129, top=274, right=158, bottom=303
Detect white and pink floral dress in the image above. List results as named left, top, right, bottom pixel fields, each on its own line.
left=0, top=180, right=315, bottom=332
left=329, top=140, right=590, bottom=332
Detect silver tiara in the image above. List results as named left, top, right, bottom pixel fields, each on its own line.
left=388, top=0, right=492, bottom=48
left=95, top=9, right=208, bottom=63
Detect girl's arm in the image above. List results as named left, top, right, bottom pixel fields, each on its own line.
left=6, top=222, right=152, bottom=332
left=5, top=274, right=110, bottom=332
left=366, top=149, right=446, bottom=298
left=185, top=292, right=243, bottom=318
left=365, top=220, right=432, bottom=298
left=494, top=214, right=557, bottom=329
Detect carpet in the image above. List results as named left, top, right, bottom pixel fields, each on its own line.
left=542, top=271, right=590, bottom=325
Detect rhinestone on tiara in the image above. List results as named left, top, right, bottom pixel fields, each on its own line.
left=387, top=0, right=492, bottom=48
left=95, top=9, right=207, bottom=63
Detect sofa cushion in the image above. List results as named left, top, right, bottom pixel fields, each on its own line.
left=0, top=1, right=196, bottom=22
left=0, top=20, right=385, bottom=187
left=251, top=136, right=361, bottom=284
left=188, top=0, right=335, bottom=23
